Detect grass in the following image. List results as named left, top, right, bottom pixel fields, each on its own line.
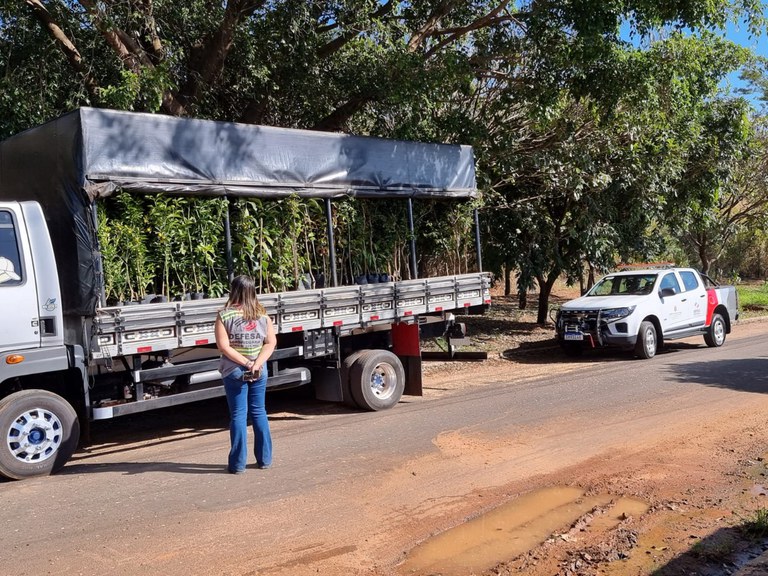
left=689, top=537, right=737, bottom=561
left=737, top=283, right=768, bottom=316
left=740, top=507, right=768, bottom=539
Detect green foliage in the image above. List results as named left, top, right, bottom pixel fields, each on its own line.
left=97, top=194, right=154, bottom=303
left=3, top=0, right=768, bottom=313
left=740, top=507, right=768, bottom=538
left=737, top=283, right=768, bottom=313
left=97, top=194, right=228, bottom=303
left=96, top=191, right=473, bottom=302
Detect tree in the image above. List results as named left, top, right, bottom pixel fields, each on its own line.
left=480, top=30, right=756, bottom=322
left=675, top=115, right=768, bottom=276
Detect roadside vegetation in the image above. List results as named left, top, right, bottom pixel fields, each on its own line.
left=738, top=282, right=768, bottom=316
left=741, top=507, right=768, bottom=539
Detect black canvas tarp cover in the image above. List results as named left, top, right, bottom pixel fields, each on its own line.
left=0, top=107, right=477, bottom=316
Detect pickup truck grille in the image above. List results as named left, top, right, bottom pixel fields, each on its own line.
left=558, top=309, right=599, bottom=333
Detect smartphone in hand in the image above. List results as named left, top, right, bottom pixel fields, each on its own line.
left=243, top=366, right=262, bottom=381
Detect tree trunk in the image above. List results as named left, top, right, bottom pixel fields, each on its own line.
left=536, top=273, right=558, bottom=324
left=699, top=245, right=711, bottom=275
left=518, top=288, right=527, bottom=309
left=504, top=264, right=512, bottom=296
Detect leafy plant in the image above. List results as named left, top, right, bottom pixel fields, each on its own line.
left=97, top=193, right=153, bottom=303
left=740, top=507, right=768, bottom=539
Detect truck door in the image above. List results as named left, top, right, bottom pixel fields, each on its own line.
left=657, top=271, right=687, bottom=333
left=0, top=209, right=40, bottom=352
left=677, top=269, right=707, bottom=329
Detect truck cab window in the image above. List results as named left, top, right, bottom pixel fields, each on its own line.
left=659, top=272, right=681, bottom=294
left=0, top=210, right=22, bottom=285
left=679, top=271, right=700, bottom=292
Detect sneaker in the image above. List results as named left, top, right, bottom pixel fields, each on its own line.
left=228, top=467, right=245, bottom=475
left=257, top=463, right=272, bottom=470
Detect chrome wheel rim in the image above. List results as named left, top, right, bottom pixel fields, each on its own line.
left=714, top=319, right=725, bottom=345
left=369, top=363, right=397, bottom=401
left=645, top=329, right=656, bottom=357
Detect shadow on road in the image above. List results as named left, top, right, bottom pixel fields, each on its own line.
left=74, top=386, right=353, bottom=464
left=649, top=525, right=766, bottom=575
left=667, top=356, right=768, bottom=393
left=60, top=460, right=231, bottom=476
left=503, top=339, right=713, bottom=365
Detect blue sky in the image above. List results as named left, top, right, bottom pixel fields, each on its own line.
left=721, top=19, right=767, bottom=108
left=620, top=13, right=767, bottom=110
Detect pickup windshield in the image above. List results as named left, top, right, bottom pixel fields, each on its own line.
left=588, top=274, right=658, bottom=296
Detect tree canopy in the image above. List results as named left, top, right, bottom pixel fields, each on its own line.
left=1, top=0, right=767, bottom=315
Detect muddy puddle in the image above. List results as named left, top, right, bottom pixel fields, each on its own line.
left=398, top=487, right=649, bottom=576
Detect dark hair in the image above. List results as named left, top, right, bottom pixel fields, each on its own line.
left=225, top=275, right=266, bottom=320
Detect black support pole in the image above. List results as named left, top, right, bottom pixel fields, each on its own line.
left=224, top=198, right=234, bottom=283
left=474, top=207, right=483, bottom=272
left=407, top=197, right=418, bottom=280
left=325, top=197, right=338, bottom=287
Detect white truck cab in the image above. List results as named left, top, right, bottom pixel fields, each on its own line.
left=0, top=202, right=65, bottom=353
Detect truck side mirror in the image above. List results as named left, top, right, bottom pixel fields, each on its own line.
left=660, top=287, right=676, bottom=297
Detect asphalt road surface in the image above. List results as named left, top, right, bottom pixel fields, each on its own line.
left=3, top=324, right=768, bottom=576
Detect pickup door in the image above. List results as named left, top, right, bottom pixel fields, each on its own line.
left=658, top=270, right=707, bottom=334
left=678, top=269, right=709, bottom=329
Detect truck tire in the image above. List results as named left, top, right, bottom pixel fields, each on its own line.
left=704, top=313, right=726, bottom=348
left=349, top=349, right=405, bottom=411
left=634, top=321, right=657, bottom=359
left=0, top=390, right=80, bottom=480
left=341, top=351, right=367, bottom=408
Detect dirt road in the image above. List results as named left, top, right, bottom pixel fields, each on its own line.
left=3, top=320, right=768, bottom=576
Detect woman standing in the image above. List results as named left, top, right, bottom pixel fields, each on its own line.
left=215, top=275, right=277, bottom=473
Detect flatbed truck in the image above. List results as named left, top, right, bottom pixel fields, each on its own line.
left=0, top=108, right=490, bottom=479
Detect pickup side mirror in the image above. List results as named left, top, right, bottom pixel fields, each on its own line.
left=660, top=287, right=676, bottom=297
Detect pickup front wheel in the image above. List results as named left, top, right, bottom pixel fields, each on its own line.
left=0, top=390, right=80, bottom=480
left=704, top=313, right=726, bottom=347
left=634, top=321, right=658, bottom=359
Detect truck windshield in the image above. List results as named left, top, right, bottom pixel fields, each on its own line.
left=588, top=274, right=657, bottom=296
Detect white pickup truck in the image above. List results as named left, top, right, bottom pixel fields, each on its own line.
left=554, top=267, right=739, bottom=358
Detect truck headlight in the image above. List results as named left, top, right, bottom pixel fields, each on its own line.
left=601, top=306, right=636, bottom=321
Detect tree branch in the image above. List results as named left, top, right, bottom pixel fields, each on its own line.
left=178, top=0, right=266, bottom=110
left=407, top=0, right=460, bottom=53
left=311, top=95, right=371, bottom=132
left=77, top=0, right=186, bottom=115
left=24, top=0, right=101, bottom=102
left=316, top=1, right=395, bottom=59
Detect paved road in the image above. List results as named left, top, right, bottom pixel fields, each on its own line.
left=2, top=326, right=768, bottom=575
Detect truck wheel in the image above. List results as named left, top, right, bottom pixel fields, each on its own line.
left=0, top=390, right=80, bottom=480
left=341, top=351, right=367, bottom=408
left=634, top=321, right=657, bottom=359
left=704, top=313, right=726, bottom=347
left=349, top=350, right=405, bottom=411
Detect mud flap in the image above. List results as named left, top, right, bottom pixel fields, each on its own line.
left=391, top=322, right=422, bottom=396
left=312, top=366, right=344, bottom=403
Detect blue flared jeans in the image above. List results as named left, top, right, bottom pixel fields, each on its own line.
left=223, top=366, right=272, bottom=472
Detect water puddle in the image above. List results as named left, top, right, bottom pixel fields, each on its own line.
left=398, top=487, right=648, bottom=576
left=589, top=496, right=650, bottom=532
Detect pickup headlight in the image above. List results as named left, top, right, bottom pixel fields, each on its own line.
left=600, top=306, right=636, bottom=321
